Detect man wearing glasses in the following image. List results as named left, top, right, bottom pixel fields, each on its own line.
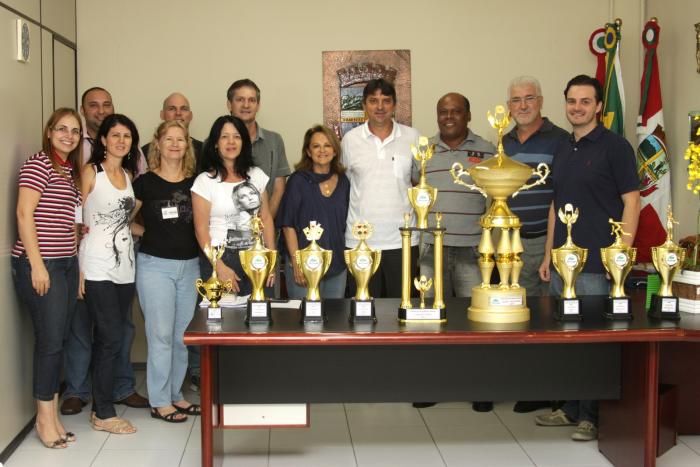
left=502, top=76, right=569, bottom=414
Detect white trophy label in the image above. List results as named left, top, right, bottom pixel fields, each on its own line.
left=251, top=255, right=267, bottom=270
left=305, top=255, right=321, bottom=270
left=565, top=253, right=579, bottom=268
left=612, top=299, right=629, bottom=314
left=665, top=252, right=678, bottom=267
left=415, top=191, right=431, bottom=207
left=304, top=301, right=322, bottom=317
left=614, top=253, right=628, bottom=268
left=251, top=302, right=268, bottom=318
left=661, top=298, right=677, bottom=312
left=563, top=300, right=580, bottom=315
left=355, top=301, right=372, bottom=316
left=489, top=296, right=523, bottom=307
left=354, top=255, right=371, bottom=271
left=405, top=308, right=440, bottom=320
left=208, top=307, right=222, bottom=320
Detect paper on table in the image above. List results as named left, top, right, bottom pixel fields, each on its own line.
left=273, top=300, right=302, bottom=309
left=199, top=293, right=249, bottom=308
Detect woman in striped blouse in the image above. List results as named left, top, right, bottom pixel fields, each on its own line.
left=11, top=108, right=83, bottom=449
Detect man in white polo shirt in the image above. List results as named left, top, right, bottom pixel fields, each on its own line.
left=341, top=79, right=420, bottom=298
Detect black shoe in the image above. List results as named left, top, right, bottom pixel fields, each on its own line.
left=412, top=402, right=436, bottom=408
left=60, top=397, right=87, bottom=415
left=513, top=400, right=551, bottom=413
left=472, top=401, right=493, bottom=412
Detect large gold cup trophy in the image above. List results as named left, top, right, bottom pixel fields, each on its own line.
left=296, top=221, right=333, bottom=322
left=450, top=106, right=549, bottom=323
left=240, top=215, right=277, bottom=323
left=600, top=219, right=637, bottom=320
left=551, top=204, right=588, bottom=320
left=649, top=205, right=685, bottom=319
left=195, top=244, right=233, bottom=322
left=344, top=222, right=381, bottom=322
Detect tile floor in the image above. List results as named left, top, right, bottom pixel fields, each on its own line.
left=5, top=371, right=700, bottom=467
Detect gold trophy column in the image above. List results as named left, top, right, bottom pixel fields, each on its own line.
left=400, top=214, right=413, bottom=310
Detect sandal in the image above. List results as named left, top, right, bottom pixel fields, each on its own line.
left=91, top=414, right=137, bottom=434
left=174, top=403, right=201, bottom=416
left=35, top=424, right=67, bottom=449
left=61, top=431, right=76, bottom=443
left=151, top=408, right=187, bottom=423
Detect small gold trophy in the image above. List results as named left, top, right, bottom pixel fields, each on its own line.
left=551, top=204, right=588, bottom=320
left=296, top=221, right=333, bottom=322
left=408, top=137, right=437, bottom=229
left=239, top=215, right=277, bottom=323
left=600, top=219, right=637, bottom=319
left=344, top=221, right=381, bottom=322
left=649, top=205, right=686, bottom=319
left=451, top=106, right=549, bottom=323
left=196, top=244, right=233, bottom=322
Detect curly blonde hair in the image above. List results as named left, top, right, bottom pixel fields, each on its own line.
left=147, top=120, right=196, bottom=177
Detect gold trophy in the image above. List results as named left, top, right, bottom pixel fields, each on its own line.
left=399, top=212, right=447, bottom=322
left=600, top=219, right=637, bottom=319
left=196, top=244, right=233, bottom=322
left=408, top=137, right=437, bottom=229
left=344, top=221, right=381, bottom=322
left=551, top=204, right=588, bottom=320
left=296, top=221, right=333, bottom=322
left=649, top=205, right=686, bottom=319
left=239, top=215, right=277, bottom=323
left=450, top=106, right=549, bottom=323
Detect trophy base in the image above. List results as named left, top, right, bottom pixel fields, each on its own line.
left=604, top=297, right=633, bottom=320
left=648, top=295, right=680, bottom=320
left=553, top=298, right=582, bottom=321
left=246, top=300, right=272, bottom=323
left=398, top=305, right=447, bottom=323
left=350, top=299, right=376, bottom=323
left=301, top=299, right=324, bottom=322
left=207, top=306, right=223, bottom=323
left=468, top=286, right=529, bottom=323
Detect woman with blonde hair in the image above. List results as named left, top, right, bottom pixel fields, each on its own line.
left=132, top=120, right=201, bottom=422
left=12, top=108, right=83, bottom=448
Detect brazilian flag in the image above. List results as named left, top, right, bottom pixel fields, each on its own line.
left=602, top=20, right=626, bottom=136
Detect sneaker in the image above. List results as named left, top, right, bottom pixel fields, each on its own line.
left=534, top=409, right=576, bottom=426
left=472, top=401, right=493, bottom=412
left=190, top=375, right=200, bottom=392
left=571, top=421, right=598, bottom=441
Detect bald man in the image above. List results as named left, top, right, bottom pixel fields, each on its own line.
left=142, top=92, right=203, bottom=166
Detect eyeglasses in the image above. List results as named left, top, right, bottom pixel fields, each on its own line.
left=508, top=95, right=540, bottom=105
left=52, top=125, right=81, bottom=137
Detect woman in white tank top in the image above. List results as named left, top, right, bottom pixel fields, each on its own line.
left=79, top=114, right=140, bottom=435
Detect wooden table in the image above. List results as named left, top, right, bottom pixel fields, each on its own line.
left=184, top=293, right=700, bottom=467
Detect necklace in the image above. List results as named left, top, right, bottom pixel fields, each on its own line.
left=321, top=182, right=331, bottom=196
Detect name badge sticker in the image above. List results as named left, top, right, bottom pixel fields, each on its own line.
left=162, top=206, right=179, bottom=220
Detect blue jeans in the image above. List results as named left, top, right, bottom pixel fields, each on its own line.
left=136, top=253, right=199, bottom=408
left=519, top=236, right=549, bottom=296
left=551, top=270, right=608, bottom=426
left=419, top=244, right=480, bottom=298
left=84, top=280, right=135, bottom=419
left=63, top=298, right=137, bottom=402
left=284, top=255, right=347, bottom=299
left=11, top=256, right=79, bottom=401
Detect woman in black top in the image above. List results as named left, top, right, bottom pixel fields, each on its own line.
left=132, top=120, right=201, bottom=423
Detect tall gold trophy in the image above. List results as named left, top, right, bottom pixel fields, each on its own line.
left=195, top=244, right=233, bottom=322
left=551, top=204, right=588, bottom=320
left=399, top=137, right=446, bottom=322
left=240, top=215, right=277, bottom=323
left=344, top=221, right=381, bottom=322
left=450, top=106, right=549, bottom=323
left=600, top=219, right=637, bottom=319
left=296, top=221, right=333, bottom=322
left=649, top=205, right=685, bottom=319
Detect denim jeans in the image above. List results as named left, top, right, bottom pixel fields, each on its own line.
left=136, top=253, right=199, bottom=408
left=11, top=255, right=79, bottom=401
left=551, top=270, right=608, bottom=426
left=419, top=244, right=480, bottom=298
left=519, top=236, right=549, bottom=296
left=85, top=280, right=135, bottom=419
left=62, top=298, right=137, bottom=402
left=284, top=255, right=348, bottom=299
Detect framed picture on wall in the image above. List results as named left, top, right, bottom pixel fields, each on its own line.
left=322, top=50, right=411, bottom=139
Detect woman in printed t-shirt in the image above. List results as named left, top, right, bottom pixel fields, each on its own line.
left=11, top=108, right=83, bottom=449
left=79, top=114, right=139, bottom=434
left=132, top=120, right=201, bottom=423
left=191, top=115, right=275, bottom=294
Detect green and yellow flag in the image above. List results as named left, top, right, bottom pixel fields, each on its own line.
left=602, top=19, right=626, bottom=136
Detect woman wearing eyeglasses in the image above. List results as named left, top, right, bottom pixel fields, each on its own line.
left=11, top=108, right=83, bottom=449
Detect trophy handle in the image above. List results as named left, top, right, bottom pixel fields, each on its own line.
left=322, top=251, right=333, bottom=276
left=195, top=279, right=207, bottom=300
left=512, top=163, right=550, bottom=198
left=222, top=279, right=233, bottom=293
left=371, top=250, right=382, bottom=275
left=450, top=163, right=488, bottom=198
left=343, top=250, right=350, bottom=267
left=294, top=250, right=302, bottom=270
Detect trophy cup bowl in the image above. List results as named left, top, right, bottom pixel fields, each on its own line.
left=552, top=249, right=588, bottom=299
left=196, top=244, right=232, bottom=322
left=600, top=241, right=636, bottom=320
left=407, top=185, right=437, bottom=229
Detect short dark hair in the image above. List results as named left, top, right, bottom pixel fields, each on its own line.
left=81, top=86, right=111, bottom=108
left=564, top=75, right=603, bottom=103
left=362, top=79, right=396, bottom=104
left=226, top=79, right=261, bottom=102
left=201, top=115, right=254, bottom=182
left=89, top=114, right=140, bottom=177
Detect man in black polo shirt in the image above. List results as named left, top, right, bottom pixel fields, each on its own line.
left=535, top=75, right=640, bottom=441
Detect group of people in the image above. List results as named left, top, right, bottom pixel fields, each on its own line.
left=12, top=73, right=639, bottom=449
